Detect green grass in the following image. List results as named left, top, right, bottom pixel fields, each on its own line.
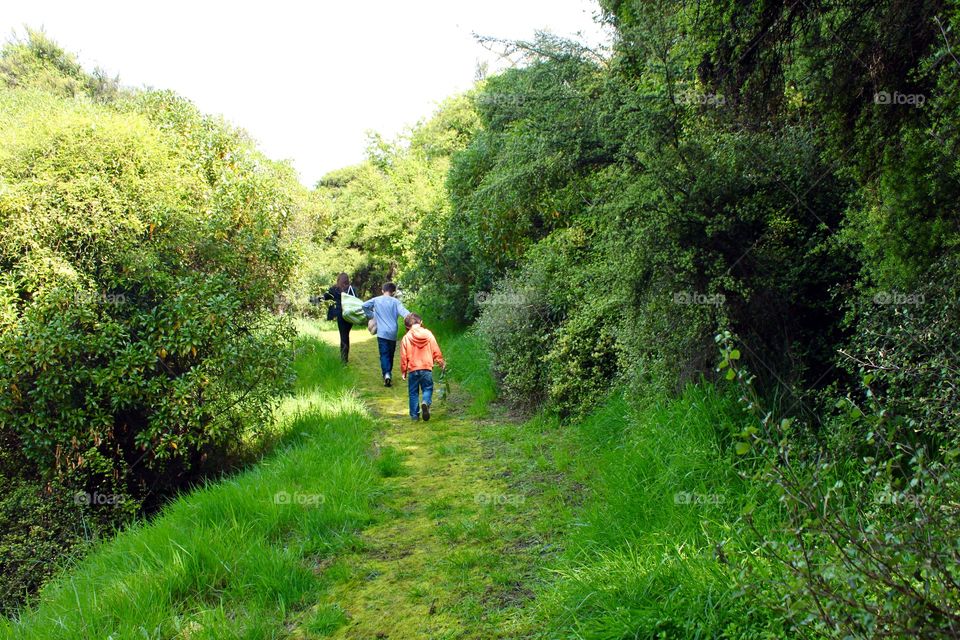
left=304, top=603, right=349, bottom=636
left=2, top=319, right=792, bottom=638
left=482, top=385, right=791, bottom=639
left=0, top=322, right=382, bottom=639
left=374, top=445, right=407, bottom=477
left=426, top=323, right=496, bottom=418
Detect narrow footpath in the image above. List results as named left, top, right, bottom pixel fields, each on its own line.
left=291, top=329, right=556, bottom=639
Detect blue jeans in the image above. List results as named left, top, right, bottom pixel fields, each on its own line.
left=407, top=370, right=433, bottom=418
left=377, top=338, right=397, bottom=377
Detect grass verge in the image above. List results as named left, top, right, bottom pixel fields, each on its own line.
left=1, top=323, right=382, bottom=639
left=479, top=381, right=792, bottom=638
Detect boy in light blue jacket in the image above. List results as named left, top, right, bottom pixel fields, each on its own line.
left=362, top=282, right=411, bottom=387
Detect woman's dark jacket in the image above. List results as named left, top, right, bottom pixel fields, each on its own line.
left=324, top=285, right=356, bottom=321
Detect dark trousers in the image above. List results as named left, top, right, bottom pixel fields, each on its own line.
left=377, top=337, right=397, bottom=377
left=337, top=316, right=352, bottom=363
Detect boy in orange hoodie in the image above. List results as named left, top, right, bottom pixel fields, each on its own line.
left=400, top=313, right=445, bottom=421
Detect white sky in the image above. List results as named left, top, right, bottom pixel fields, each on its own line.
left=0, top=1, right=609, bottom=186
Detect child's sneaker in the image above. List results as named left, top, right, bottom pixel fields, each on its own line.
left=384, top=373, right=392, bottom=387
left=421, top=402, right=430, bottom=421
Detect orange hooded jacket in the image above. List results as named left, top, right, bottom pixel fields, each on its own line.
left=400, top=324, right=445, bottom=375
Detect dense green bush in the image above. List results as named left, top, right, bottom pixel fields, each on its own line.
left=473, top=224, right=625, bottom=416
left=413, top=0, right=959, bottom=421
left=0, top=32, right=320, bottom=610
left=442, top=40, right=855, bottom=416
left=0, top=59, right=303, bottom=500
left=721, top=283, right=960, bottom=638
left=843, top=258, right=960, bottom=448
left=544, top=306, right=623, bottom=418
left=0, top=466, right=134, bottom=616
left=474, top=276, right=553, bottom=411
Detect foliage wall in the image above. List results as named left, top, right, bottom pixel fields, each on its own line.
left=0, top=30, right=318, bottom=609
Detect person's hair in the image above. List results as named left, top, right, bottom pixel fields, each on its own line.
left=382, top=282, right=397, bottom=293
left=404, top=313, right=422, bottom=329
left=336, top=272, right=349, bottom=287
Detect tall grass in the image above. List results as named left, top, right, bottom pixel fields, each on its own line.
left=1, top=327, right=380, bottom=639
left=436, top=329, right=496, bottom=417
left=527, top=385, right=790, bottom=639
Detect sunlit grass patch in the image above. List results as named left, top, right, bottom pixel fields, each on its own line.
left=519, top=384, right=789, bottom=638
left=303, top=603, right=349, bottom=636
left=375, top=444, right=407, bottom=478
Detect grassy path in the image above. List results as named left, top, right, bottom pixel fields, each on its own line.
left=1, top=320, right=573, bottom=639
left=290, top=327, right=551, bottom=639
left=0, top=320, right=785, bottom=639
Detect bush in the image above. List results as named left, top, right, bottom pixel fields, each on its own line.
left=474, top=276, right=554, bottom=411
left=720, top=314, right=960, bottom=638
left=0, top=87, right=301, bottom=503
left=0, top=474, right=119, bottom=616
left=0, top=29, right=118, bottom=101
left=544, top=305, right=623, bottom=419
left=842, top=257, right=960, bottom=447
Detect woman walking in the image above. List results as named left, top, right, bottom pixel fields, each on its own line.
left=324, top=272, right=357, bottom=363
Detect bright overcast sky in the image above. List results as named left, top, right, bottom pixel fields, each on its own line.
left=0, top=1, right=609, bottom=186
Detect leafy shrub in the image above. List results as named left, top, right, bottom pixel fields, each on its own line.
left=544, top=304, right=623, bottom=419
left=418, top=34, right=857, bottom=412
left=0, top=474, right=118, bottom=616
left=475, top=225, right=625, bottom=417
left=720, top=309, right=960, bottom=638
left=474, top=276, right=554, bottom=411
left=842, top=257, right=960, bottom=447
left=0, top=87, right=300, bottom=503
left=0, top=29, right=118, bottom=101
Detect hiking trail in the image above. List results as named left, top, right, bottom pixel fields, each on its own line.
left=289, top=328, right=553, bottom=639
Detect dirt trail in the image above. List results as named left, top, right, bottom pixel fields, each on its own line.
left=291, top=329, right=539, bottom=639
